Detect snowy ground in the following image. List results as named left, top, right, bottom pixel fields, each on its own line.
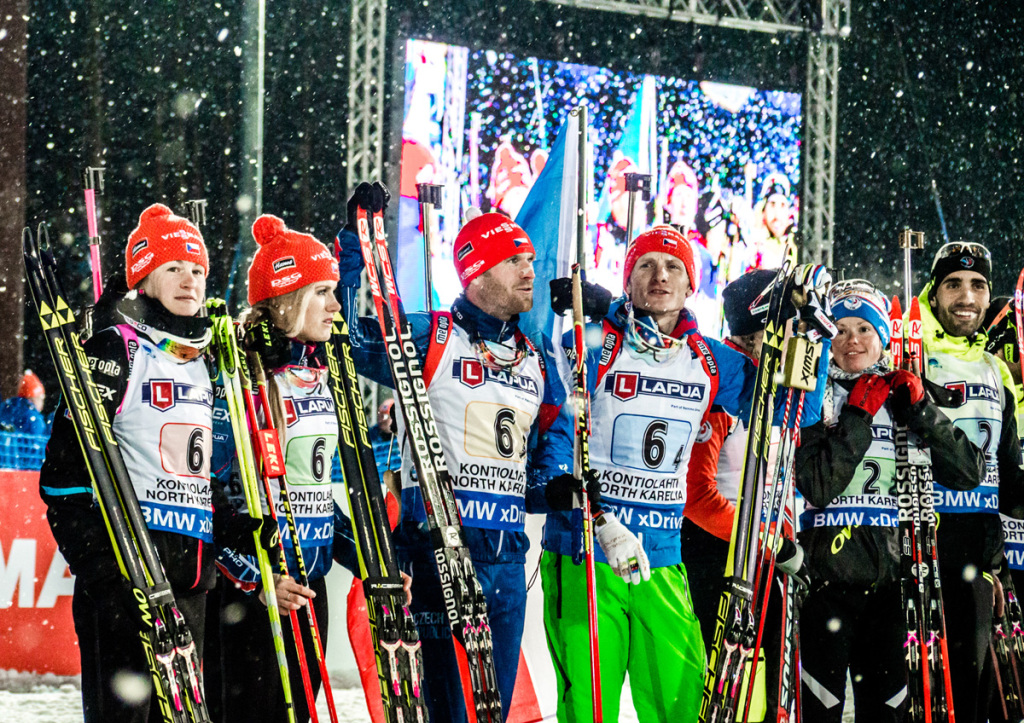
left=0, top=673, right=372, bottom=723
left=0, top=676, right=856, bottom=723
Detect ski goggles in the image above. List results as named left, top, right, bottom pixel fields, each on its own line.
left=474, top=335, right=530, bottom=373
left=930, top=242, right=992, bottom=270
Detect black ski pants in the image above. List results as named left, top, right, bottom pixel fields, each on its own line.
left=73, top=576, right=207, bottom=723
left=209, top=575, right=330, bottom=723
left=799, top=579, right=907, bottom=723
left=939, top=555, right=995, bottom=723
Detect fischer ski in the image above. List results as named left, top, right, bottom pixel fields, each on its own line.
left=24, top=223, right=210, bottom=723
left=324, top=312, right=428, bottom=722
left=354, top=204, right=501, bottom=722
left=700, top=262, right=832, bottom=723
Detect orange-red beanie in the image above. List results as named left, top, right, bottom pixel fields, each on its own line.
left=623, top=226, right=697, bottom=295
left=125, top=204, right=208, bottom=289
left=452, top=213, right=535, bottom=288
left=247, top=215, right=339, bottom=305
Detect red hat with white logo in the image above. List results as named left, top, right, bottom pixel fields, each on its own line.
left=623, top=225, right=698, bottom=296
left=125, top=204, right=209, bottom=289
left=452, top=213, right=535, bottom=287
left=247, top=214, right=339, bottom=305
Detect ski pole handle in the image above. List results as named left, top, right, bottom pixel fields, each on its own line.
left=417, top=183, right=443, bottom=313
left=84, top=166, right=106, bottom=302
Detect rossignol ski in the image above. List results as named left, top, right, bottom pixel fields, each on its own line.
left=323, top=312, right=428, bottom=722
left=209, top=311, right=299, bottom=723
left=894, top=228, right=955, bottom=723
left=890, top=295, right=932, bottom=723
left=24, top=224, right=210, bottom=723
left=354, top=204, right=501, bottom=722
left=992, top=569, right=1024, bottom=721
left=700, top=262, right=833, bottom=723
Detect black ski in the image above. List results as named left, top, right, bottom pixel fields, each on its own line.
left=23, top=224, right=210, bottom=723
left=324, top=312, right=428, bottom=722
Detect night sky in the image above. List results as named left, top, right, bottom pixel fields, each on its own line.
left=17, top=0, right=1024, bottom=392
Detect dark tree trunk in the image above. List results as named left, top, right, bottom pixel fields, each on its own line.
left=0, top=0, right=28, bottom=398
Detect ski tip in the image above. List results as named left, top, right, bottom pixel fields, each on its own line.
left=909, top=296, right=921, bottom=319
left=890, top=295, right=902, bottom=320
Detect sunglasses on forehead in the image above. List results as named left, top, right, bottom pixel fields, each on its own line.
left=931, top=242, right=992, bottom=270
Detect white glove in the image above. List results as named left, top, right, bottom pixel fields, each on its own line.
left=594, top=512, right=651, bottom=585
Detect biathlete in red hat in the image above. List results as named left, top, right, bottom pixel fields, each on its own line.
left=541, top=226, right=828, bottom=722
left=207, top=213, right=410, bottom=723
left=39, top=204, right=258, bottom=722
left=334, top=182, right=574, bottom=723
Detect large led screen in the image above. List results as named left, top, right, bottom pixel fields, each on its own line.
left=398, top=38, right=801, bottom=336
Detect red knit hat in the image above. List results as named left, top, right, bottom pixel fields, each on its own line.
left=125, top=204, right=208, bottom=289
left=247, top=214, right=339, bottom=305
left=452, top=213, right=535, bottom=287
left=18, top=370, right=44, bottom=399
left=623, top=226, right=697, bottom=296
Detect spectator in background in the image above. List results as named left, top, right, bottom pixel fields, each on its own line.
left=370, top=399, right=401, bottom=487
left=0, top=370, right=49, bottom=436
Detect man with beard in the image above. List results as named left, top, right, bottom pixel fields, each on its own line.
left=336, top=185, right=573, bottom=723
left=916, top=242, right=1024, bottom=723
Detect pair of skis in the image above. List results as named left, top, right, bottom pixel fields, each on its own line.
left=889, top=292, right=955, bottom=723
left=24, top=224, right=210, bottom=723
left=991, top=571, right=1024, bottom=721
left=324, top=313, right=428, bottom=722
left=353, top=204, right=502, bottom=721
left=700, top=262, right=833, bottom=723
left=211, top=309, right=343, bottom=723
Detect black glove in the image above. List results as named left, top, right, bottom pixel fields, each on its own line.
left=220, top=512, right=282, bottom=567
left=549, top=277, right=613, bottom=321
left=347, top=181, right=391, bottom=226
left=78, top=564, right=143, bottom=629
left=545, top=469, right=603, bottom=513
left=242, top=318, right=293, bottom=370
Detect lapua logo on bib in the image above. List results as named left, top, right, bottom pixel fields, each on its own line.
left=143, top=379, right=214, bottom=411
left=283, top=396, right=334, bottom=426
left=604, top=372, right=705, bottom=402
left=944, top=381, right=999, bottom=406
left=457, top=359, right=484, bottom=388
left=451, top=358, right=540, bottom=395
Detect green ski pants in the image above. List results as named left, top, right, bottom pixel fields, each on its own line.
left=541, top=551, right=706, bottom=722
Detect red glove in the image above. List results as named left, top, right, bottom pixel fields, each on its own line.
left=888, top=369, right=925, bottom=420
left=846, top=374, right=891, bottom=417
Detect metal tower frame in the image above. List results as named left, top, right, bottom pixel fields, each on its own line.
left=345, top=0, right=849, bottom=274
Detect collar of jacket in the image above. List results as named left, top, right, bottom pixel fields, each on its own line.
left=608, top=296, right=699, bottom=338
left=451, top=294, right=519, bottom=343
left=916, top=281, right=989, bottom=362
left=289, top=339, right=323, bottom=368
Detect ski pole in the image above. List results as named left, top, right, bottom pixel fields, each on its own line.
left=571, top=262, right=602, bottom=722
left=417, top=184, right=443, bottom=313
left=185, top=199, right=208, bottom=229
left=623, top=172, right=651, bottom=246
left=241, top=345, right=333, bottom=723
left=84, top=166, right=106, bottom=302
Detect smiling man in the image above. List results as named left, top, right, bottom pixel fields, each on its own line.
left=336, top=186, right=573, bottom=723
left=917, top=241, right=1024, bottom=723
left=540, top=227, right=825, bottom=723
